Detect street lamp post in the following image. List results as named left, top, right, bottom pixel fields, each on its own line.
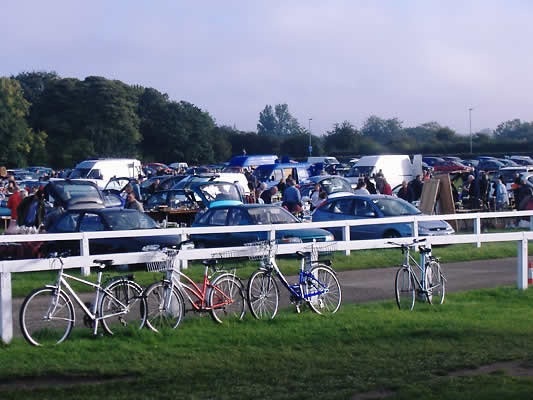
left=308, top=118, right=313, bottom=156
left=469, top=107, right=474, bottom=154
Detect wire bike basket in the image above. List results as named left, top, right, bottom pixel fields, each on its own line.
left=244, top=240, right=277, bottom=261
left=303, top=242, right=337, bottom=260
left=146, top=249, right=179, bottom=272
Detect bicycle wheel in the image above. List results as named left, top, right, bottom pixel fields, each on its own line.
left=247, top=270, right=279, bottom=320
left=143, top=281, right=185, bottom=332
left=99, top=279, right=147, bottom=336
left=20, top=287, right=75, bottom=346
left=395, top=267, right=415, bottom=310
left=305, top=264, right=342, bottom=315
left=426, top=260, right=446, bottom=305
left=209, top=274, right=246, bottom=323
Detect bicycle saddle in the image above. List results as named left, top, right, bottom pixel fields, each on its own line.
left=295, top=251, right=306, bottom=259
left=93, top=259, right=114, bottom=268
left=202, top=259, right=218, bottom=266
left=419, top=247, right=432, bottom=254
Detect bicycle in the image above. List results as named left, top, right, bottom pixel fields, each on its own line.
left=20, top=253, right=147, bottom=346
left=143, top=245, right=246, bottom=332
left=388, top=238, right=446, bottom=310
left=246, top=240, right=342, bottom=319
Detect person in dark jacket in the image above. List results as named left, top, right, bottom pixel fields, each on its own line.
left=260, top=186, right=278, bottom=205
left=397, top=181, right=414, bottom=203
left=409, top=175, right=424, bottom=201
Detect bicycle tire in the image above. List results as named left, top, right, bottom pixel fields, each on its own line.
left=20, top=287, right=75, bottom=346
left=208, top=274, right=246, bottom=323
left=99, top=279, right=147, bottom=336
left=247, top=270, right=279, bottom=320
left=305, top=264, right=342, bottom=315
left=143, top=280, right=185, bottom=332
left=395, top=267, right=415, bottom=310
left=426, top=260, right=446, bottom=305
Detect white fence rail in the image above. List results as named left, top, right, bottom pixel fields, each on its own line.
left=1, top=210, right=533, bottom=344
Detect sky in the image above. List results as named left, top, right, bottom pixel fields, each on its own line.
left=2, top=0, right=532, bottom=136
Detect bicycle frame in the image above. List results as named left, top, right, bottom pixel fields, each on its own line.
left=46, top=266, right=132, bottom=335
left=401, top=245, right=429, bottom=292
left=163, top=265, right=237, bottom=311
left=262, top=255, right=329, bottom=302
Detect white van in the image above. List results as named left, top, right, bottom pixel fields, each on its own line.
left=345, top=155, right=423, bottom=189
left=307, top=156, right=339, bottom=165
left=69, top=159, right=142, bottom=189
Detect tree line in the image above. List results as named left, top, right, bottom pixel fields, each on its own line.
left=1, top=71, right=532, bottom=168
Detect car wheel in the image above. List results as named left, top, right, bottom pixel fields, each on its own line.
left=383, top=230, right=400, bottom=239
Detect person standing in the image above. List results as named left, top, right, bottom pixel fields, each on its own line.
left=382, top=178, right=392, bottom=196
left=354, top=179, right=370, bottom=195
left=494, top=176, right=509, bottom=210
left=6, top=184, right=23, bottom=232
left=281, top=179, right=302, bottom=213
left=397, top=181, right=413, bottom=202
left=125, top=192, right=144, bottom=212
left=260, top=186, right=278, bottom=205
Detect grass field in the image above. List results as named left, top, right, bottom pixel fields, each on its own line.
left=0, top=288, right=532, bottom=399
left=9, top=241, right=532, bottom=298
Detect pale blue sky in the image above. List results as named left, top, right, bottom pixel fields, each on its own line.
left=2, top=0, right=532, bottom=135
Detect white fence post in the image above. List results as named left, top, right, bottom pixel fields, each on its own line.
left=0, top=271, right=13, bottom=344
left=80, top=232, right=90, bottom=276
left=178, top=232, right=188, bottom=270
left=342, top=224, right=350, bottom=256
left=474, top=216, right=481, bottom=248
left=413, top=218, right=419, bottom=239
left=517, top=237, right=528, bottom=290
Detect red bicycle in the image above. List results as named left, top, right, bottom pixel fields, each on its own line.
left=143, top=249, right=246, bottom=332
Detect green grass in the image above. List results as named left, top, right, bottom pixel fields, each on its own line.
left=1, top=288, right=532, bottom=399
left=10, top=241, right=532, bottom=297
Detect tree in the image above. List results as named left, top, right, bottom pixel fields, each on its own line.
left=494, top=119, right=532, bottom=140
left=257, top=103, right=303, bottom=136
left=13, top=71, right=59, bottom=106
left=361, top=115, right=403, bottom=144
left=325, top=121, right=360, bottom=153
left=0, top=78, right=35, bottom=166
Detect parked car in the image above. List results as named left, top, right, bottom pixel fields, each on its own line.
left=45, top=208, right=184, bottom=255
left=422, top=157, right=445, bottom=167
left=299, top=175, right=353, bottom=198
left=312, top=194, right=454, bottom=240
left=509, top=155, right=533, bottom=166
left=432, top=161, right=472, bottom=174
left=477, top=159, right=505, bottom=172
left=191, top=204, right=335, bottom=248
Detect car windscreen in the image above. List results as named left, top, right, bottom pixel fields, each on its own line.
left=320, top=178, right=353, bottom=194
left=70, top=168, right=98, bottom=179
left=372, top=198, right=421, bottom=217
left=199, top=183, right=241, bottom=202
left=51, top=183, right=102, bottom=202
left=104, top=211, right=158, bottom=230
left=253, top=167, right=273, bottom=182
left=346, top=166, right=374, bottom=177
left=247, top=207, right=298, bottom=224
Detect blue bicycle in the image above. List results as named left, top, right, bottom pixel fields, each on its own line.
left=245, top=240, right=342, bottom=319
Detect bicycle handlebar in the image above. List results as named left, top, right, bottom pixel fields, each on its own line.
left=387, top=238, right=426, bottom=248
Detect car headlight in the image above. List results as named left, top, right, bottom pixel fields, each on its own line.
left=142, top=244, right=161, bottom=252
left=325, top=233, right=335, bottom=242
left=279, top=237, right=303, bottom=244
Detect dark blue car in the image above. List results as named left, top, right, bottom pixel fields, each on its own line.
left=191, top=204, right=334, bottom=248
left=312, top=194, right=454, bottom=240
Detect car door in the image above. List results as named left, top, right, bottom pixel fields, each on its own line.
left=79, top=212, right=113, bottom=254
left=227, top=208, right=262, bottom=246
left=194, top=208, right=231, bottom=247
left=352, top=199, right=380, bottom=239
left=322, top=198, right=354, bottom=239
left=46, top=212, right=81, bottom=254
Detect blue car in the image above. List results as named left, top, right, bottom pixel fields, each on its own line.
left=191, top=204, right=334, bottom=248
left=312, top=194, right=454, bottom=240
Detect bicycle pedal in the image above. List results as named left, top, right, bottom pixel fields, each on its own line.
left=295, top=305, right=301, bottom=314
